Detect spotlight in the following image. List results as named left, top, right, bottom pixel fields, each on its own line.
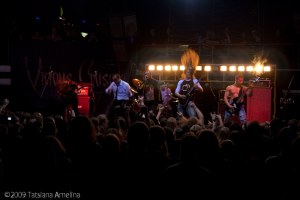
left=81, top=32, right=88, bottom=38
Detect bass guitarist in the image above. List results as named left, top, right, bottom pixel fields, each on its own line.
left=224, top=73, right=252, bottom=126
left=175, top=51, right=204, bottom=118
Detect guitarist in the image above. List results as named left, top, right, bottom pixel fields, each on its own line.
left=224, top=74, right=252, bottom=126
left=175, top=66, right=203, bottom=118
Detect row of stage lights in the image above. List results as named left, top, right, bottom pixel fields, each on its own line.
left=147, top=64, right=272, bottom=72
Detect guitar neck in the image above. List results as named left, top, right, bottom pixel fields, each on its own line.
left=187, top=79, right=199, bottom=95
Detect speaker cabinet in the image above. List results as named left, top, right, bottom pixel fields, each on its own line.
left=78, top=96, right=90, bottom=116
left=247, top=87, right=272, bottom=123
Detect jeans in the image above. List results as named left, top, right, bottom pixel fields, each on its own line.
left=224, top=104, right=247, bottom=125
left=177, top=101, right=197, bottom=118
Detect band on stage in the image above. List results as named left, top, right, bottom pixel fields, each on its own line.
left=54, top=49, right=261, bottom=127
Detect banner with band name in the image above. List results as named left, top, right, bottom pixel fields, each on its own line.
left=8, top=40, right=128, bottom=114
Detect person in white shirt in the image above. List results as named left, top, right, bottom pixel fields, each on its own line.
left=106, top=73, right=132, bottom=102
left=105, top=73, right=133, bottom=126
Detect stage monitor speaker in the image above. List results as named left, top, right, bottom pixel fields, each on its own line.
left=78, top=96, right=90, bottom=116
left=247, top=87, right=272, bottom=123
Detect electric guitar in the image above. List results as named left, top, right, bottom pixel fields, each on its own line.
left=226, top=96, right=243, bottom=115
left=225, top=77, right=259, bottom=115
left=178, top=79, right=200, bottom=107
left=226, top=86, right=252, bottom=115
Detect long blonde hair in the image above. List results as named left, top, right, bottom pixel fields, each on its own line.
left=180, top=48, right=200, bottom=79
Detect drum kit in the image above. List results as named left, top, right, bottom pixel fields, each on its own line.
left=130, top=87, right=138, bottom=94
left=128, top=78, right=143, bottom=94
left=126, top=78, right=141, bottom=112
left=132, top=78, right=144, bottom=89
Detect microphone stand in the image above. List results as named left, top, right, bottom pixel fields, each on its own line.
left=283, top=74, right=294, bottom=100
left=206, top=82, right=218, bottom=104
left=205, top=82, right=219, bottom=115
left=280, top=74, right=294, bottom=110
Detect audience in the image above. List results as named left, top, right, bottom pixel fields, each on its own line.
left=0, top=96, right=299, bottom=199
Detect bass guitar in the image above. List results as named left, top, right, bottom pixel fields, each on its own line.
left=226, top=96, right=243, bottom=115
left=178, top=79, right=199, bottom=107
left=225, top=77, right=259, bottom=115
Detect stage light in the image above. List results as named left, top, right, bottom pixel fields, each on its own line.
left=220, top=65, right=227, bottom=71
left=255, top=65, right=263, bottom=72
left=172, top=65, right=178, bottom=71
left=81, top=32, right=88, bottom=38
left=157, top=65, right=163, bottom=71
left=238, top=65, right=245, bottom=71
left=246, top=66, right=254, bottom=71
left=196, top=66, right=202, bottom=71
left=165, top=65, right=171, bottom=71
left=148, top=65, right=155, bottom=70
left=204, top=65, right=211, bottom=71
left=229, top=66, right=236, bottom=71
left=264, top=66, right=271, bottom=72
left=145, top=63, right=273, bottom=73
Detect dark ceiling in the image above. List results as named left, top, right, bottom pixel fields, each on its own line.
left=0, top=0, right=298, bottom=50
left=4, top=0, right=298, bottom=32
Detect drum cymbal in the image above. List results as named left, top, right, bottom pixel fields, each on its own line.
left=132, top=78, right=144, bottom=89
left=130, top=87, right=138, bottom=94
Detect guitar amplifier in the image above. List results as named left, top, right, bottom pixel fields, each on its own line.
left=77, top=82, right=92, bottom=96
left=77, top=86, right=89, bottom=96
left=247, top=87, right=272, bottom=123
left=248, top=79, right=271, bottom=88
left=78, top=96, right=90, bottom=116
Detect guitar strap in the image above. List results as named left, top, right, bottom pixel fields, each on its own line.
left=237, top=86, right=244, bottom=104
